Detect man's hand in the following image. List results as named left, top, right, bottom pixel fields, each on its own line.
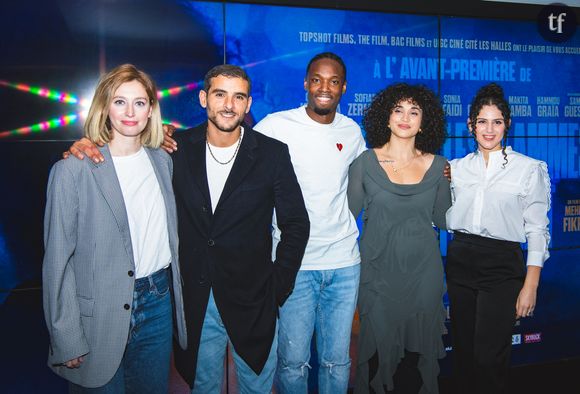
left=443, top=162, right=451, bottom=181
left=161, top=124, right=178, bottom=153
left=63, top=137, right=104, bottom=163
left=64, top=355, right=85, bottom=369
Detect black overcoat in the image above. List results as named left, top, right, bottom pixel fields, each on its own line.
left=171, top=123, right=310, bottom=386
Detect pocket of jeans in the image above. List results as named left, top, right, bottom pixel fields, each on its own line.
left=153, top=276, right=170, bottom=297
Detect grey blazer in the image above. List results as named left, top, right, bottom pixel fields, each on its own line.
left=42, top=145, right=187, bottom=388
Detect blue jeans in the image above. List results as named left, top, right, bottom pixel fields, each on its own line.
left=69, top=267, right=173, bottom=394
left=276, top=265, right=360, bottom=394
left=192, top=290, right=277, bottom=394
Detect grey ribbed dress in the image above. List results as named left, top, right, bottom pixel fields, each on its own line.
left=347, top=150, right=451, bottom=394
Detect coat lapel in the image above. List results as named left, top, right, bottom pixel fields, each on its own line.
left=185, top=125, right=212, bottom=210
left=145, top=148, right=177, bottom=254
left=216, top=126, right=258, bottom=210
left=145, top=147, right=171, bottom=216
left=90, top=145, right=135, bottom=268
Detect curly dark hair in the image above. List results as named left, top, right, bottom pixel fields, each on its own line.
left=363, top=83, right=446, bottom=153
left=468, top=82, right=510, bottom=167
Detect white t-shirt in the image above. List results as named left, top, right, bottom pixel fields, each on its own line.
left=112, top=147, right=171, bottom=278
left=446, top=147, right=551, bottom=267
left=255, top=106, right=366, bottom=270
left=206, top=128, right=244, bottom=212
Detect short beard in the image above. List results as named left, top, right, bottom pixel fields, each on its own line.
left=313, top=106, right=333, bottom=116
left=218, top=125, right=239, bottom=133
left=208, top=117, right=242, bottom=133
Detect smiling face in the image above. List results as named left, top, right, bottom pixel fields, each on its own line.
left=304, top=58, right=346, bottom=124
left=471, top=104, right=508, bottom=156
left=388, top=99, right=423, bottom=140
left=199, top=75, right=252, bottom=135
left=108, top=80, right=152, bottom=140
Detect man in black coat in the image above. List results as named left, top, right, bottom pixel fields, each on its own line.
left=66, top=64, right=309, bottom=392
left=170, top=64, right=309, bottom=392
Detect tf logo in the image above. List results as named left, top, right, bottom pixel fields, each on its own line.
left=537, top=3, right=577, bottom=43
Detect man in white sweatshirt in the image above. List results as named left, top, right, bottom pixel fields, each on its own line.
left=254, top=52, right=366, bottom=394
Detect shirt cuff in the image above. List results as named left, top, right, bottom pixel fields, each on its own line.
left=526, top=251, right=546, bottom=267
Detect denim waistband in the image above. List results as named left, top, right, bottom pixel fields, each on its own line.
left=134, top=266, right=169, bottom=292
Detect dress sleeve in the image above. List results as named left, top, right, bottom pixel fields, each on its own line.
left=523, top=161, right=551, bottom=267
left=432, top=161, right=452, bottom=230
left=347, top=153, right=366, bottom=218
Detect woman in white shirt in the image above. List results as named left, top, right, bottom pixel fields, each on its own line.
left=445, top=83, right=551, bottom=394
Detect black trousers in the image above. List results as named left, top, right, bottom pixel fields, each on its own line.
left=445, top=232, right=525, bottom=394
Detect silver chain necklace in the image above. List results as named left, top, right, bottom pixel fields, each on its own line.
left=206, top=134, right=242, bottom=165
left=377, top=151, right=421, bottom=173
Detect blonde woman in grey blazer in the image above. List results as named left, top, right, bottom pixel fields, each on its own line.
left=42, top=64, right=186, bottom=393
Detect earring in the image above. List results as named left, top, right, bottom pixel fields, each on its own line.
left=419, top=128, right=422, bottom=133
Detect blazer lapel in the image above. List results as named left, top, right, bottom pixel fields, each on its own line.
left=185, top=126, right=212, bottom=210
left=145, top=147, right=171, bottom=212
left=216, top=126, right=258, bottom=210
left=145, top=148, right=178, bottom=254
left=90, top=145, right=135, bottom=268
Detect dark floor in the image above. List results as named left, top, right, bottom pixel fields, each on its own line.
left=2, top=285, right=579, bottom=393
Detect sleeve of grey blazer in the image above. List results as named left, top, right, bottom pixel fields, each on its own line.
left=42, top=161, right=90, bottom=364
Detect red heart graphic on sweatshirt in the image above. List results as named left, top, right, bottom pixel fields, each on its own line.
left=336, top=143, right=343, bottom=151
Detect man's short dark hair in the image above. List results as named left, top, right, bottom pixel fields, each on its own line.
left=305, top=52, right=347, bottom=80
left=203, top=64, right=252, bottom=93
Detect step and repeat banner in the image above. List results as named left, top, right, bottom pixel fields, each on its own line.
left=219, top=2, right=580, bottom=377
left=1, top=0, right=579, bottom=382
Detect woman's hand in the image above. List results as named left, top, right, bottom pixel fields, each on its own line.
left=516, top=265, right=541, bottom=319
left=515, top=284, right=537, bottom=319
left=64, top=355, right=85, bottom=369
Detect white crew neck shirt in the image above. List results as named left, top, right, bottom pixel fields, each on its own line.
left=112, top=147, right=171, bottom=278
left=255, top=106, right=366, bottom=270
left=206, top=127, right=244, bottom=213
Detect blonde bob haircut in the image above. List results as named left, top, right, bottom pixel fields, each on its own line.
left=84, top=64, right=163, bottom=148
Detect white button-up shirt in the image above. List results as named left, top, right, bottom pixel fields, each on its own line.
left=446, top=147, right=551, bottom=267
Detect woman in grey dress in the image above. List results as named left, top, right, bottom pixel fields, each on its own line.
left=348, top=83, right=450, bottom=394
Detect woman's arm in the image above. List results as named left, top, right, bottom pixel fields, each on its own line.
left=432, top=161, right=452, bottom=230
left=42, top=161, right=89, bottom=366
left=523, top=162, right=551, bottom=266
left=516, top=161, right=551, bottom=319
left=347, top=154, right=366, bottom=219
left=516, top=265, right=541, bottom=319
